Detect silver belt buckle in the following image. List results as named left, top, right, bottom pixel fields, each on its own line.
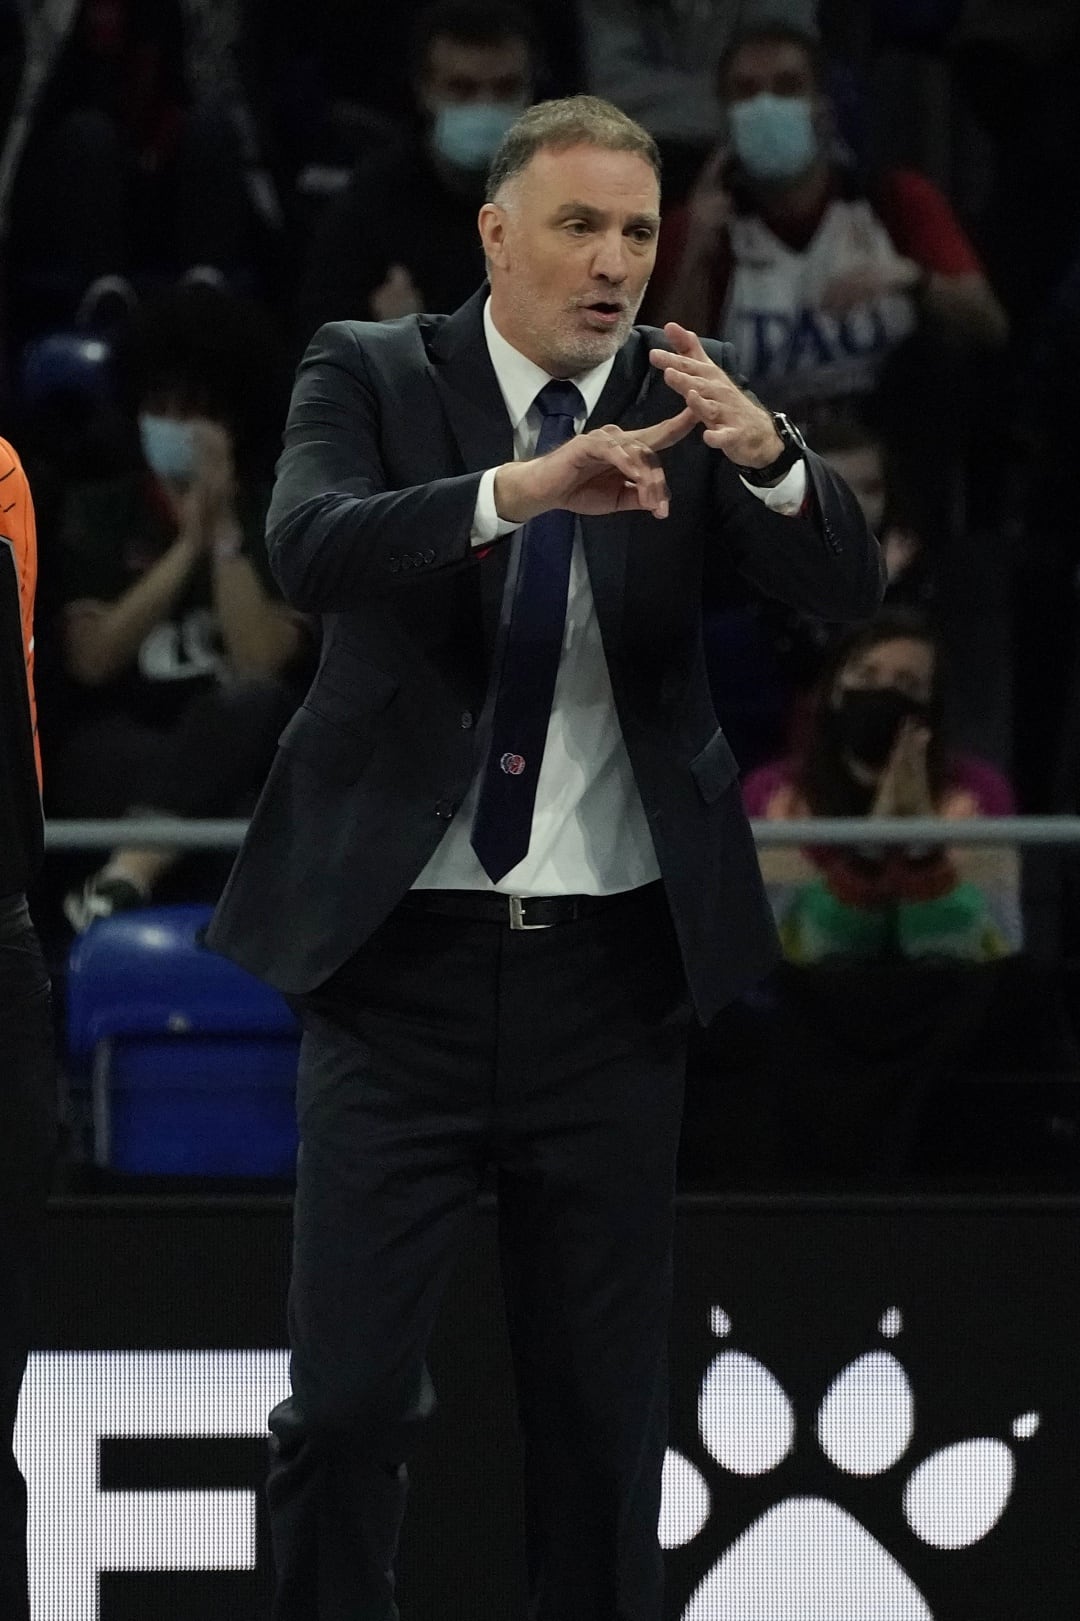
left=509, top=895, right=552, bottom=931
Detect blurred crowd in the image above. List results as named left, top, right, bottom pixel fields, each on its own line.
left=2, top=0, right=1079, bottom=1177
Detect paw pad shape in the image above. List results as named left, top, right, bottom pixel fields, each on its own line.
left=661, top=1308, right=1039, bottom=1620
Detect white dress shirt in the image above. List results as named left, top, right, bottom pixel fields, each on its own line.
left=413, top=299, right=806, bottom=898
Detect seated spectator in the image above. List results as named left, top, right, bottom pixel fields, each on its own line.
left=699, top=414, right=933, bottom=776
left=254, top=0, right=580, bottom=210
left=811, top=414, right=932, bottom=609
left=742, top=608, right=1021, bottom=964
left=5, top=0, right=284, bottom=340
left=296, top=0, right=537, bottom=345
left=47, top=282, right=313, bottom=928
left=579, top=0, right=819, bottom=203
left=647, top=21, right=1007, bottom=422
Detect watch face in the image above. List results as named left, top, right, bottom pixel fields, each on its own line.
left=775, top=412, right=807, bottom=450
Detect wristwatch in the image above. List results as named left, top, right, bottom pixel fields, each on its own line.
left=735, top=411, right=807, bottom=487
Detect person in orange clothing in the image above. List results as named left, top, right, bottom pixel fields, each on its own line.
left=0, top=437, right=59, bottom=1621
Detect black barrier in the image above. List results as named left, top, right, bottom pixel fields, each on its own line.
left=19, top=1195, right=1080, bottom=1620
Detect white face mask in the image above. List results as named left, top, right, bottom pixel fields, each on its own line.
left=430, top=101, right=522, bottom=170
left=138, top=413, right=196, bottom=481
left=729, top=93, right=818, bottom=182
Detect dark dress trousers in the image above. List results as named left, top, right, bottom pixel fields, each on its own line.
left=207, top=286, right=883, bottom=1620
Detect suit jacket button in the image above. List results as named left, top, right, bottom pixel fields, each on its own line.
left=413, top=551, right=425, bottom=566
left=401, top=555, right=413, bottom=570
left=423, top=548, right=435, bottom=564
left=388, top=554, right=400, bottom=572
left=435, top=799, right=457, bottom=819
left=460, top=710, right=474, bottom=729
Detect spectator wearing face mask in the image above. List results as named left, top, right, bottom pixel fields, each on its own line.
left=578, top=0, right=819, bottom=203
left=811, top=415, right=931, bottom=607
left=48, top=282, right=314, bottom=928
left=697, top=414, right=934, bottom=781
left=647, top=22, right=1007, bottom=423
left=295, top=0, right=536, bottom=347
left=741, top=608, right=1020, bottom=965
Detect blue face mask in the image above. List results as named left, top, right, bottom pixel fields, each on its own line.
left=431, top=101, right=521, bottom=171
left=729, top=93, right=817, bottom=183
left=139, top=413, right=196, bottom=482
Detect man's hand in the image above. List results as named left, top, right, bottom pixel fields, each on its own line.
left=648, top=323, right=782, bottom=467
left=870, top=719, right=934, bottom=818
left=371, top=263, right=425, bottom=322
left=493, top=409, right=696, bottom=525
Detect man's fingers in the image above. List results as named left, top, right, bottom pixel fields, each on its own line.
left=688, top=387, right=738, bottom=432
left=702, top=425, right=741, bottom=451
left=637, top=406, right=697, bottom=450
left=663, top=321, right=710, bottom=361
left=596, top=430, right=672, bottom=515
left=604, top=439, right=667, bottom=508
left=656, top=366, right=733, bottom=420
left=648, top=349, right=719, bottom=380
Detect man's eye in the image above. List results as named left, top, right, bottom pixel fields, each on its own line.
left=565, top=221, right=590, bottom=235
left=629, top=227, right=655, bottom=243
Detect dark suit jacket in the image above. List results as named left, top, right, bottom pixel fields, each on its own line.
left=207, top=287, right=884, bottom=1022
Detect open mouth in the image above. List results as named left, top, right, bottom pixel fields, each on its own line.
left=581, top=300, right=625, bottom=325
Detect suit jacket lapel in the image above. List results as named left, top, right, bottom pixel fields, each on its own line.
left=426, top=287, right=515, bottom=660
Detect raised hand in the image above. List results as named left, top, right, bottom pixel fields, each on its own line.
left=820, top=258, right=921, bottom=314
left=493, top=408, right=697, bottom=525
left=648, top=323, right=783, bottom=468
left=177, top=422, right=237, bottom=540
left=370, top=263, right=425, bottom=322
left=684, top=145, right=733, bottom=249
left=870, top=718, right=934, bottom=818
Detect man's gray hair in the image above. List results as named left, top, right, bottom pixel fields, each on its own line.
left=486, top=95, right=661, bottom=202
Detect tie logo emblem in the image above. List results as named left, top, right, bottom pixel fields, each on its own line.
left=500, top=752, right=526, bottom=777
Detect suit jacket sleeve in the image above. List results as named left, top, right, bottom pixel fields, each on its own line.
left=701, top=339, right=886, bottom=623
left=266, top=321, right=483, bottom=611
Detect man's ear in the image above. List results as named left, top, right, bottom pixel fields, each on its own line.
left=478, top=202, right=510, bottom=270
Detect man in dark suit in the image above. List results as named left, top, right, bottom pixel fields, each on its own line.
left=208, top=94, right=883, bottom=1621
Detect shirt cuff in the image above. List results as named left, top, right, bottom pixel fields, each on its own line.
left=472, top=468, right=522, bottom=547
left=738, top=459, right=807, bottom=517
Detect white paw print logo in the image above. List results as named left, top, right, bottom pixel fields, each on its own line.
left=661, top=1307, right=1040, bottom=1620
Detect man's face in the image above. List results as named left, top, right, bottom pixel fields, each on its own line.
left=479, top=143, right=660, bottom=377
left=723, top=38, right=818, bottom=106
left=419, top=34, right=531, bottom=113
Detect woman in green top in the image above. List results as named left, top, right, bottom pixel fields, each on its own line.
left=742, top=608, right=1021, bottom=963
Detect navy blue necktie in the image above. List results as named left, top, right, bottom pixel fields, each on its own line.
left=471, top=379, right=584, bottom=883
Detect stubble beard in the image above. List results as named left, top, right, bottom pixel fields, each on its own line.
left=513, top=289, right=641, bottom=378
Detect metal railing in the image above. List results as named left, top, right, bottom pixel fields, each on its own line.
left=42, top=816, right=1080, bottom=851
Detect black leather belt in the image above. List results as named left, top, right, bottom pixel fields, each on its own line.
left=401, top=885, right=654, bottom=931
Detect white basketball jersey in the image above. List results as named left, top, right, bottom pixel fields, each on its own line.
left=723, top=197, right=917, bottom=409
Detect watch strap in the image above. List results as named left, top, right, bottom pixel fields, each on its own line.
left=736, top=412, right=806, bottom=486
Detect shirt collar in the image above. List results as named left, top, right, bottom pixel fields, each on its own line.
left=483, top=296, right=617, bottom=430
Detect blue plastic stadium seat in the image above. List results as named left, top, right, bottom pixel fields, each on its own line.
left=19, top=331, right=114, bottom=410
left=67, top=905, right=299, bottom=1175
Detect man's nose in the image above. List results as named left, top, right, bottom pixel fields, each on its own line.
left=591, top=233, right=629, bottom=283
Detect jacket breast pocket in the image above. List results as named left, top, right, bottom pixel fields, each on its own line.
left=277, top=704, right=375, bottom=784
left=690, top=727, right=740, bottom=804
